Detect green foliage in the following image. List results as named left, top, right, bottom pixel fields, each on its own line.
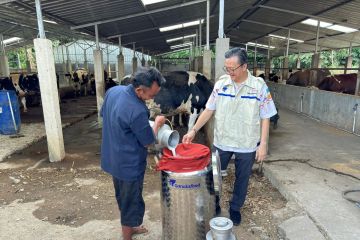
left=7, top=48, right=27, bottom=69
left=161, top=46, right=217, bottom=59
left=162, top=49, right=192, bottom=59
left=271, top=47, right=359, bottom=70
left=247, top=51, right=267, bottom=66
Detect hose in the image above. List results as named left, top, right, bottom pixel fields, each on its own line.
left=342, top=189, right=360, bottom=208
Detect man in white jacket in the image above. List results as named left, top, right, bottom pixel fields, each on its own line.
left=183, top=47, right=277, bottom=225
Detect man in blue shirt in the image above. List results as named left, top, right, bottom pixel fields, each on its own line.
left=101, top=67, right=166, bottom=240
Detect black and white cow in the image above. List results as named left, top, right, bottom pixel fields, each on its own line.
left=0, top=77, right=27, bottom=112
left=122, top=71, right=213, bottom=131
left=20, top=74, right=41, bottom=107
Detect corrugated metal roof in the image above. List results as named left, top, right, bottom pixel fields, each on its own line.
left=0, top=0, right=359, bottom=56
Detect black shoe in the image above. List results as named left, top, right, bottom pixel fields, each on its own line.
left=229, top=208, right=241, bottom=226
left=216, top=205, right=221, bottom=216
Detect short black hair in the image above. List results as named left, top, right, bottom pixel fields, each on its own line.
left=132, top=67, right=166, bottom=88
left=224, top=47, right=248, bottom=65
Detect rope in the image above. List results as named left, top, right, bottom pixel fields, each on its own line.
left=165, top=118, right=173, bottom=130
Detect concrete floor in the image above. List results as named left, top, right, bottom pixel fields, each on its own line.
left=268, top=108, right=360, bottom=179
left=265, top=108, right=360, bottom=240
left=0, top=96, right=97, bottom=161
left=0, top=96, right=285, bottom=240
left=1, top=97, right=360, bottom=240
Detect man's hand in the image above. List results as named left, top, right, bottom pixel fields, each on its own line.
left=182, top=129, right=196, bottom=144
left=153, top=115, right=166, bottom=135
left=154, top=115, right=166, bottom=127
left=255, top=143, right=267, bottom=162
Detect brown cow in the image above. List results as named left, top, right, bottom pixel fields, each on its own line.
left=317, top=73, right=357, bottom=95
left=286, top=69, right=330, bottom=86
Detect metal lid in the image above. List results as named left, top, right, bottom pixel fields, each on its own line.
left=210, top=217, right=233, bottom=231
left=211, top=150, right=222, bottom=195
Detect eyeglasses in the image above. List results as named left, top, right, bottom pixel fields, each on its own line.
left=222, top=64, right=244, bottom=74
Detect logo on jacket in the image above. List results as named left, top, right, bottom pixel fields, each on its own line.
left=247, top=88, right=258, bottom=95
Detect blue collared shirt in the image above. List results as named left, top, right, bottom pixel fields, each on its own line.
left=100, top=84, right=155, bottom=181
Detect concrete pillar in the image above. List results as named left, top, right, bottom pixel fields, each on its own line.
left=62, top=62, right=68, bottom=85
left=84, top=61, right=88, bottom=71
left=26, top=60, right=31, bottom=74
left=66, top=60, right=72, bottom=73
left=197, top=56, right=203, bottom=73
left=0, top=34, right=9, bottom=77
left=265, top=59, right=271, bottom=80
left=215, top=38, right=229, bottom=81
left=93, top=49, right=105, bottom=123
left=132, top=57, right=138, bottom=73
left=188, top=42, right=193, bottom=71
left=107, top=63, right=111, bottom=78
left=296, top=55, right=301, bottom=69
left=141, top=57, right=145, bottom=67
left=60, top=46, right=67, bottom=84
left=344, top=56, right=352, bottom=74
left=34, top=38, right=65, bottom=162
left=141, top=48, right=145, bottom=67
left=310, top=53, right=321, bottom=86
left=311, top=53, right=321, bottom=68
left=208, top=37, right=229, bottom=147
left=73, top=44, right=78, bottom=69
left=117, top=52, right=125, bottom=80
left=282, top=57, right=289, bottom=80
left=24, top=46, right=31, bottom=74
left=203, top=49, right=212, bottom=80
left=194, top=57, right=199, bottom=72
left=356, top=70, right=360, bottom=96
left=66, top=46, right=72, bottom=73
left=83, top=49, right=88, bottom=70
left=27, top=48, right=36, bottom=71
left=17, top=53, right=21, bottom=69
left=204, top=0, right=212, bottom=147
left=253, top=60, right=257, bottom=76
left=355, top=71, right=360, bottom=96
left=0, top=54, right=10, bottom=77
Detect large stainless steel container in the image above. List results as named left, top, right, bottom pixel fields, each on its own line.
left=161, top=165, right=217, bottom=240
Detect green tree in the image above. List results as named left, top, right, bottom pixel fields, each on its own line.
left=7, top=48, right=27, bottom=69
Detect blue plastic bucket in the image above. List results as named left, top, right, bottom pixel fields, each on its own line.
left=0, top=90, right=21, bottom=135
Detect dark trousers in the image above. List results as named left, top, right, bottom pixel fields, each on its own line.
left=112, top=176, right=145, bottom=227
left=216, top=148, right=256, bottom=211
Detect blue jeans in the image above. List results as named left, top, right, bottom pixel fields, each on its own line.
left=112, top=176, right=145, bottom=227
left=216, top=147, right=256, bottom=211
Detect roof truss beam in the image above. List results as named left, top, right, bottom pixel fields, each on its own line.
left=71, top=0, right=207, bottom=30
left=241, top=19, right=360, bottom=45
left=106, top=14, right=215, bottom=39
left=248, top=0, right=357, bottom=45
left=258, top=3, right=359, bottom=30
